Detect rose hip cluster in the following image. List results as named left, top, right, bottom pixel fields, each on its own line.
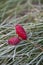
left=8, top=24, right=27, bottom=45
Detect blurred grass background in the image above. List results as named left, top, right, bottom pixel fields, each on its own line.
left=0, top=0, right=43, bottom=65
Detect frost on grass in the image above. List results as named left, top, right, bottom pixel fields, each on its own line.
left=0, top=0, right=43, bottom=65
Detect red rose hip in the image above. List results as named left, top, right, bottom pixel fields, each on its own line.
left=15, top=24, right=27, bottom=40
left=8, top=37, right=20, bottom=45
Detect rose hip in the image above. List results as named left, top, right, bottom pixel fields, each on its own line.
left=8, top=37, right=21, bottom=45
left=15, top=24, right=27, bottom=40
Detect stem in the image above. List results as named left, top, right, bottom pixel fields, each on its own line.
left=27, top=39, right=43, bottom=51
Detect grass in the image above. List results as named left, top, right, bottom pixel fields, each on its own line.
left=0, top=0, right=43, bottom=65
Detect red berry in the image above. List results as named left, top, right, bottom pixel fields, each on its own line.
left=15, top=24, right=27, bottom=40
left=8, top=37, right=21, bottom=45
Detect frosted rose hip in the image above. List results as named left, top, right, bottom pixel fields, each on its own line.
left=8, top=37, right=20, bottom=45
left=15, top=24, right=27, bottom=40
